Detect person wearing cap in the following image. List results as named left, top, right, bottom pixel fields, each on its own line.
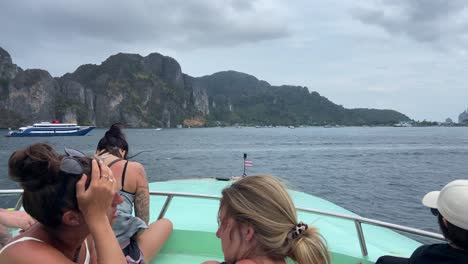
left=376, top=179, right=468, bottom=264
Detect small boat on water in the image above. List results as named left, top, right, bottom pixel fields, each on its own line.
left=6, top=122, right=95, bottom=137
left=1, top=177, right=444, bottom=263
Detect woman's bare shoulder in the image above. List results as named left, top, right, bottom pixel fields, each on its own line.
left=127, top=161, right=147, bottom=177
left=0, top=238, right=74, bottom=263
left=126, top=161, right=144, bottom=170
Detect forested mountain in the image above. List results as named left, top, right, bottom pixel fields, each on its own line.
left=0, top=47, right=410, bottom=128
left=197, top=71, right=409, bottom=126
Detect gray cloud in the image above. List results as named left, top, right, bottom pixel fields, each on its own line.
left=352, top=0, right=468, bottom=48
left=0, top=0, right=290, bottom=76
left=0, top=0, right=290, bottom=49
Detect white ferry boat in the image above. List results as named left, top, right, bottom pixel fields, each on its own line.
left=6, top=122, right=95, bottom=137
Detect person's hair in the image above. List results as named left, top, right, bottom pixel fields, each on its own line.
left=96, top=123, right=129, bottom=159
left=8, top=143, right=92, bottom=227
left=438, top=214, right=468, bottom=250
left=220, top=175, right=330, bottom=264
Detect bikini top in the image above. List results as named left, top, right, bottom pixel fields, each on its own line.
left=107, top=158, right=135, bottom=195
left=0, top=236, right=90, bottom=264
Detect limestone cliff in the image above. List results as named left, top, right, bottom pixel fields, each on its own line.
left=59, top=52, right=204, bottom=127
left=0, top=47, right=21, bottom=81
left=0, top=51, right=59, bottom=127
left=0, top=46, right=410, bottom=128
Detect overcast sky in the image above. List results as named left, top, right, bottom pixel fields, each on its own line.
left=1, top=0, right=467, bottom=121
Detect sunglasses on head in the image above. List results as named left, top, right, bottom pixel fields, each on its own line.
left=64, top=147, right=86, bottom=158
left=60, top=147, right=87, bottom=176
left=55, top=147, right=89, bottom=210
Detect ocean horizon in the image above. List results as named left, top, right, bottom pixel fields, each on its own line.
left=1, top=126, right=467, bottom=235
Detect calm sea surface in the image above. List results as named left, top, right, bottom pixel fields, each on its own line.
left=1, top=127, right=467, bottom=233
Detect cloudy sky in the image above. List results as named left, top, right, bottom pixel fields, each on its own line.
left=1, top=0, right=467, bottom=121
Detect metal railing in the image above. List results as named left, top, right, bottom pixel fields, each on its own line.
left=0, top=189, right=23, bottom=210
left=150, top=191, right=445, bottom=257
left=294, top=206, right=445, bottom=256
left=1, top=189, right=445, bottom=257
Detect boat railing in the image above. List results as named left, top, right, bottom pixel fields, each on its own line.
left=150, top=191, right=445, bottom=257
left=0, top=189, right=23, bottom=210
left=0, top=189, right=445, bottom=257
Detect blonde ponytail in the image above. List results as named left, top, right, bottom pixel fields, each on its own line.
left=221, top=175, right=330, bottom=264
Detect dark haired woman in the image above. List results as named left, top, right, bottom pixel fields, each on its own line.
left=96, top=124, right=172, bottom=263
left=0, top=143, right=127, bottom=263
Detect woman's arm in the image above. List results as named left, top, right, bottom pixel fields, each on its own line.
left=76, top=159, right=126, bottom=264
left=133, top=162, right=150, bottom=224
left=0, top=209, right=35, bottom=230
left=86, top=214, right=125, bottom=264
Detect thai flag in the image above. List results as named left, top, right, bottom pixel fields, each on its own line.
left=244, top=160, right=253, bottom=167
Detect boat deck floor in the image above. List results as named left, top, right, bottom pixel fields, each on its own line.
left=156, top=253, right=213, bottom=263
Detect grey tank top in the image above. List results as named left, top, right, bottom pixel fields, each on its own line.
left=110, top=160, right=148, bottom=245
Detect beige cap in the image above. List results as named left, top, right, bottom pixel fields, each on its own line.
left=422, top=180, right=468, bottom=230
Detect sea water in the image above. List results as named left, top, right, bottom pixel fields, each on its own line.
left=1, top=126, right=467, bottom=233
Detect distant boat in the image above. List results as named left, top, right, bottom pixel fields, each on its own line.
left=154, top=128, right=162, bottom=131
left=393, top=122, right=413, bottom=127
left=288, top=125, right=295, bottom=129
left=6, top=122, right=95, bottom=137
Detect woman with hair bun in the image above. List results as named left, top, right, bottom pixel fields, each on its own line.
left=204, top=175, right=330, bottom=264
left=0, top=143, right=127, bottom=264
left=96, top=123, right=172, bottom=264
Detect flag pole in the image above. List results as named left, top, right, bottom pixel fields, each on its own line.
left=242, top=153, right=247, bottom=177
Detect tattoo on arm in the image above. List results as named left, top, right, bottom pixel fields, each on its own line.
left=135, top=186, right=149, bottom=224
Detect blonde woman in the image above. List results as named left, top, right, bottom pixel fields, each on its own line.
left=204, top=175, right=330, bottom=264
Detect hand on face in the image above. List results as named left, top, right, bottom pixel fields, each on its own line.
left=76, top=158, right=118, bottom=223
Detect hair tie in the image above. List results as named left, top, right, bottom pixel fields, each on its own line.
left=287, top=221, right=308, bottom=240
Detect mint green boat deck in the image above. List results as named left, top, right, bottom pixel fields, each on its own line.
left=148, top=178, right=422, bottom=264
